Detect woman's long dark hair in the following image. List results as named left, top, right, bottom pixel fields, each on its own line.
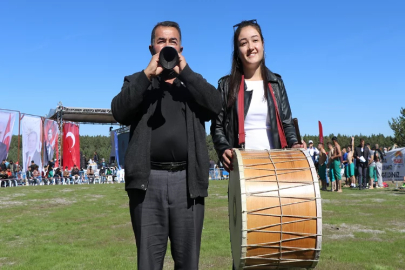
left=228, top=21, right=268, bottom=108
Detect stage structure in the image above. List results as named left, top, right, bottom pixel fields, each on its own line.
left=47, top=102, right=121, bottom=168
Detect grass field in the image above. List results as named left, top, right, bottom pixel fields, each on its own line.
left=1, top=181, right=405, bottom=270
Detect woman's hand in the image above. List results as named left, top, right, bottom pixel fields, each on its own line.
left=291, top=140, right=307, bottom=149
left=222, top=149, right=234, bottom=172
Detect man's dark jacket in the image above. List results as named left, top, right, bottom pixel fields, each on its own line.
left=0, top=143, right=7, bottom=164
left=354, top=145, right=370, bottom=167
left=111, top=65, right=221, bottom=198
left=210, top=68, right=298, bottom=160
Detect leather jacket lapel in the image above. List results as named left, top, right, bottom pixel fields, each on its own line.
left=266, top=82, right=280, bottom=149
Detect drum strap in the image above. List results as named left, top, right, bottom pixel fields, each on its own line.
left=237, top=76, right=288, bottom=149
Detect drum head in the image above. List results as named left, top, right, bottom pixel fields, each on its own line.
left=229, top=149, right=247, bottom=269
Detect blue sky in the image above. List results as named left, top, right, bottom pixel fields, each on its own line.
left=1, top=0, right=404, bottom=137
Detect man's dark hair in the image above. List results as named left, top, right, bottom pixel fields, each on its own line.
left=332, top=136, right=338, bottom=141
left=366, top=143, right=370, bottom=146
left=151, top=21, right=182, bottom=45
left=327, top=142, right=332, bottom=146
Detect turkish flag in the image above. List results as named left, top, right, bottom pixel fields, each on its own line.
left=63, top=123, right=80, bottom=170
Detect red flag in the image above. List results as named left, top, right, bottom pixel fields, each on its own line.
left=318, top=121, right=324, bottom=144
left=63, top=123, right=80, bottom=170
left=3, top=114, right=12, bottom=151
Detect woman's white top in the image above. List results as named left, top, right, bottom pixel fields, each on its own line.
left=244, top=80, right=273, bottom=150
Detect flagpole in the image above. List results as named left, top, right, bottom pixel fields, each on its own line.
left=18, top=112, right=22, bottom=165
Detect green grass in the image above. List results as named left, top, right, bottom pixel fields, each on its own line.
left=1, top=182, right=405, bottom=269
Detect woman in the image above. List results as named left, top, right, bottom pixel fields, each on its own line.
left=211, top=20, right=304, bottom=171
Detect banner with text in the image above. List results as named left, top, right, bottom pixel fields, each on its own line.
left=21, top=115, right=43, bottom=172
left=0, top=111, right=17, bottom=162
left=382, top=147, right=405, bottom=182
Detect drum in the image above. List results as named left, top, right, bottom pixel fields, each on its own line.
left=229, top=149, right=322, bottom=269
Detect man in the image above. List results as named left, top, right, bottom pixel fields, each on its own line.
left=93, top=151, right=99, bottom=164
left=25, top=131, right=41, bottom=171
left=326, top=142, right=336, bottom=191
left=374, top=144, right=383, bottom=188
left=63, top=166, right=71, bottom=184
left=54, top=167, right=62, bottom=185
left=81, top=153, right=87, bottom=169
left=30, top=160, right=39, bottom=172
left=44, top=127, right=55, bottom=166
left=47, top=158, right=55, bottom=170
left=87, top=166, right=95, bottom=184
left=346, top=145, right=356, bottom=188
left=308, top=140, right=319, bottom=168
left=0, top=159, right=7, bottom=171
left=26, top=166, right=33, bottom=185
left=101, top=158, right=107, bottom=168
left=317, top=143, right=327, bottom=191
left=71, top=164, right=80, bottom=184
left=354, top=138, right=370, bottom=190
left=111, top=21, right=221, bottom=269
left=99, top=166, right=106, bottom=183
left=330, top=137, right=342, bottom=192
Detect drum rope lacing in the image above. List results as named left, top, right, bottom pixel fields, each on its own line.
left=238, top=150, right=321, bottom=268
left=268, top=149, right=283, bottom=269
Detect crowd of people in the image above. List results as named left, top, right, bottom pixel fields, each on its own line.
left=307, top=137, right=397, bottom=192
left=0, top=152, right=124, bottom=187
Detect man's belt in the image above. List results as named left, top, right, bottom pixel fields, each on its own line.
left=151, top=161, right=187, bottom=172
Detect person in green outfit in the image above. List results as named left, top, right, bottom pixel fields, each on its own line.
left=366, top=143, right=377, bottom=189
left=331, top=137, right=342, bottom=192
left=318, top=143, right=328, bottom=191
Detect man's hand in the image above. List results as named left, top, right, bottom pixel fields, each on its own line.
left=222, top=149, right=233, bottom=172
left=173, top=53, right=187, bottom=75
left=144, top=53, right=163, bottom=80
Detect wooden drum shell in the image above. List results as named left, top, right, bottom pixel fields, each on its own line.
left=229, top=149, right=322, bottom=269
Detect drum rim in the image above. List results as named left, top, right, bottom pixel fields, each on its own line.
left=301, top=148, right=322, bottom=268
left=234, top=149, right=248, bottom=269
